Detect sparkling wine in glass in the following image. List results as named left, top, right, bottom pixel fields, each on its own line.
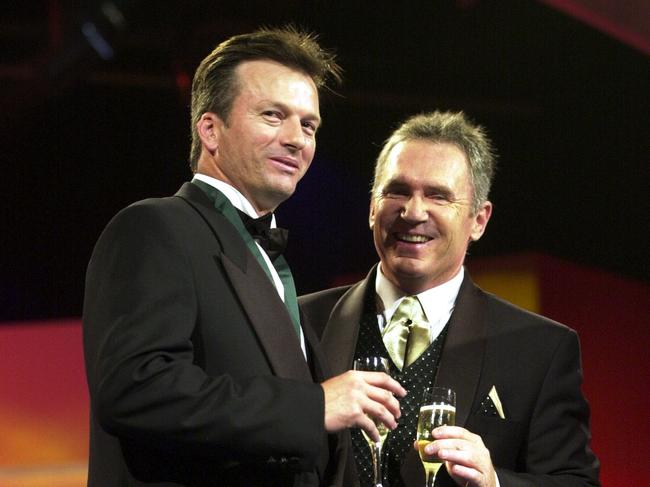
left=353, top=356, right=391, bottom=487
left=416, top=386, right=456, bottom=487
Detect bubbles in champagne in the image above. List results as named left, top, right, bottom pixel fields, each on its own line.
left=416, top=404, right=456, bottom=471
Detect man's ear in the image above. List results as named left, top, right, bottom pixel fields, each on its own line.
left=196, top=112, right=222, bottom=155
left=470, top=200, right=493, bottom=242
left=369, top=199, right=377, bottom=230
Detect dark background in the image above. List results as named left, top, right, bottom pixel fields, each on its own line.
left=2, top=0, right=649, bottom=321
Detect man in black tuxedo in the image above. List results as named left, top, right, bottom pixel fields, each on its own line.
left=300, top=111, right=600, bottom=487
left=83, top=27, right=405, bottom=487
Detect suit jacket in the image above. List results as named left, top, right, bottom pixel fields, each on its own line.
left=83, top=182, right=340, bottom=486
left=299, top=267, right=600, bottom=487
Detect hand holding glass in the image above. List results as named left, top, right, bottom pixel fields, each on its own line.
left=353, top=356, right=391, bottom=487
left=416, top=387, right=456, bottom=487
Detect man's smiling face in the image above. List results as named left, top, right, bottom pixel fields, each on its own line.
left=369, top=139, right=491, bottom=293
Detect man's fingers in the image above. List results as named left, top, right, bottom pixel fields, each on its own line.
left=364, top=383, right=402, bottom=421
left=360, top=371, right=407, bottom=397
left=356, top=371, right=406, bottom=424
left=437, top=443, right=473, bottom=465
left=433, top=425, right=479, bottom=441
left=416, top=426, right=497, bottom=487
left=322, top=370, right=404, bottom=434
left=361, top=397, right=399, bottom=430
left=357, top=414, right=381, bottom=442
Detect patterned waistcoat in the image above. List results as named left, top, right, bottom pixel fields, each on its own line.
left=352, top=283, right=449, bottom=487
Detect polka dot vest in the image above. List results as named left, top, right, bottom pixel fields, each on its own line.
left=351, top=282, right=449, bottom=487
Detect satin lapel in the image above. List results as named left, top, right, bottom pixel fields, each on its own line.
left=434, top=274, right=488, bottom=427
left=301, top=309, right=329, bottom=381
left=174, top=183, right=311, bottom=382
left=320, top=268, right=376, bottom=375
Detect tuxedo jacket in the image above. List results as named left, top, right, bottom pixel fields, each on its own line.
left=83, top=182, right=340, bottom=487
left=299, top=267, right=600, bottom=487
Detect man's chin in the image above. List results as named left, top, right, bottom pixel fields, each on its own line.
left=258, top=184, right=296, bottom=210
left=386, top=261, right=428, bottom=283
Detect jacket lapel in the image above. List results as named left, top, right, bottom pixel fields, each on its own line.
left=320, top=267, right=376, bottom=375
left=174, top=183, right=311, bottom=382
left=434, top=273, right=488, bottom=427
left=221, top=256, right=311, bottom=381
left=300, top=309, right=330, bottom=382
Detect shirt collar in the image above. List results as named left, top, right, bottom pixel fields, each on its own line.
left=375, top=265, right=464, bottom=324
left=193, top=173, right=276, bottom=228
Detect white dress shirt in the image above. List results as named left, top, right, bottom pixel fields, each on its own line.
left=375, top=265, right=464, bottom=342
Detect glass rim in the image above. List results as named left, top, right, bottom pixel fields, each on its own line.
left=421, top=385, right=456, bottom=406
left=353, top=356, right=390, bottom=372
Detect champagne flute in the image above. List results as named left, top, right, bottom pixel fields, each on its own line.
left=353, top=356, right=391, bottom=487
left=416, top=386, right=456, bottom=487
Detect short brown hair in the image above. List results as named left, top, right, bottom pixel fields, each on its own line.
left=189, top=25, right=342, bottom=171
left=371, top=111, right=496, bottom=214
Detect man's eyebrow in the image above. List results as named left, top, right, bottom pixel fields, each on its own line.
left=382, top=179, right=452, bottom=191
left=424, top=184, right=454, bottom=195
left=382, top=180, right=409, bottom=190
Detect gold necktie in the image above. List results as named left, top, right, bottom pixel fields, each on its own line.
left=382, top=296, right=430, bottom=370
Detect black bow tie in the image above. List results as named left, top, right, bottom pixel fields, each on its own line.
left=237, top=210, right=288, bottom=262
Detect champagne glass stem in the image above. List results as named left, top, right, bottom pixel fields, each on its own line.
left=370, top=440, right=383, bottom=487
left=425, top=470, right=434, bottom=487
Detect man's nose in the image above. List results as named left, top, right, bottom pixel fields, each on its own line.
left=400, top=196, right=428, bottom=223
left=280, top=118, right=306, bottom=150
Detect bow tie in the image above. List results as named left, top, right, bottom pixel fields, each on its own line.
left=237, top=210, right=288, bottom=262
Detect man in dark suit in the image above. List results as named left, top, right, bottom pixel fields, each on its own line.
left=83, top=27, right=405, bottom=487
left=300, top=111, right=600, bottom=487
